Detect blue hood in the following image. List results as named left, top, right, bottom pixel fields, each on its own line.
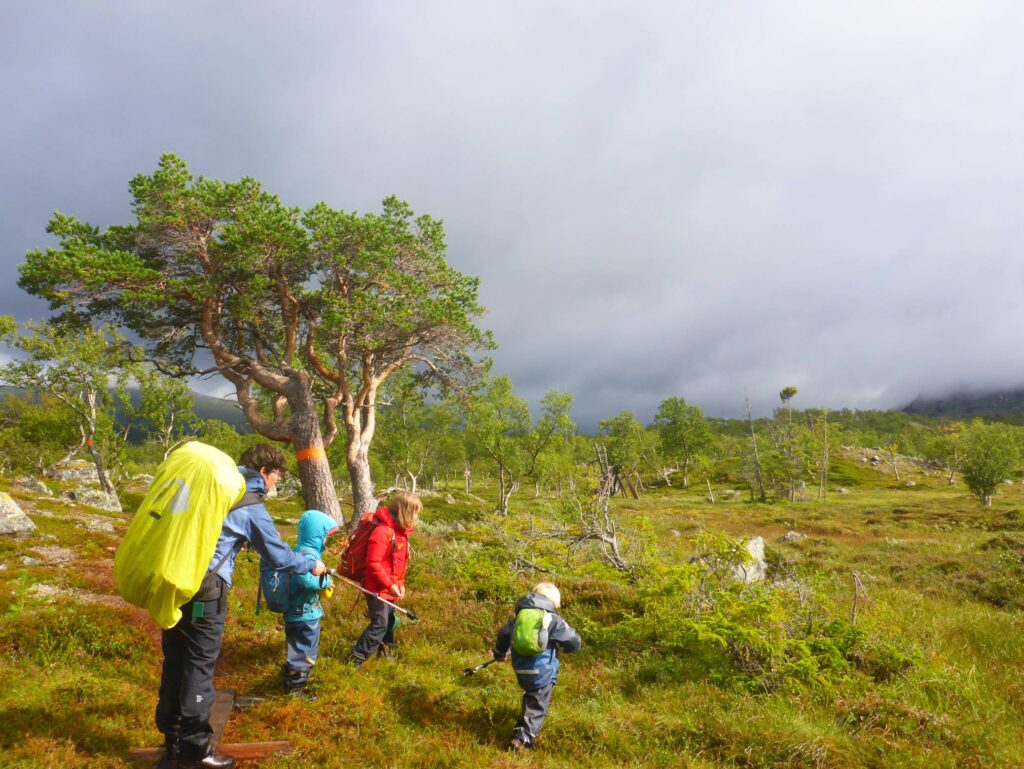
left=240, top=466, right=268, bottom=495
left=296, top=509, right=339, bottom=554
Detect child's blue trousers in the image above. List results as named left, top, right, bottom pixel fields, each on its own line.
left=284, top=618, right=321, bottom=681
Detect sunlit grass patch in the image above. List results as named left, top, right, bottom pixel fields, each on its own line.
left=4, top=467, right=1024, bottom=767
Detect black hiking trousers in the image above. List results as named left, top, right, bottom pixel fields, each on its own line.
left=350, top=594, right=396, bottom=661
left=155, top=573, right=229, bottom=761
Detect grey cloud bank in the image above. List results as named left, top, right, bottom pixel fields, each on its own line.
left=3, top=1, right=1023, bottom=429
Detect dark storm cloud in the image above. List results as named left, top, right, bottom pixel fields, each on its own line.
left=3, top=1, right=1023, bottom=429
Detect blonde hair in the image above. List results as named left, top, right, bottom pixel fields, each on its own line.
left=531, top=582, right=561, bottom=609
left=390, top=491, right=422, bottom=529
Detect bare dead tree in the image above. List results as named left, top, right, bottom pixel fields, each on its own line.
left=818, top=413, right=830, bottom=501
left=562, top=456, right=637, bottom=578
left=851, top=571, right=867, bottom=625
left=595, top=443, right=638, bottom=499
left=486, top=512, right=559, bottom=576
left=488, top=450, right=639, bottom=579
left=885, top=436, right=901, bottom=481
left=745, top=392, right=767, bottom=503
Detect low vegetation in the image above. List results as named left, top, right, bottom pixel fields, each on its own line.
left=2, top=451, right=1023, bottom=769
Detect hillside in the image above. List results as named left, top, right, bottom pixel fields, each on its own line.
left=187, top=391, right=253, bottom=432
left=903, top=387, right=1024, bottom=419
left=2, top=455, right=1024, bottom=768
left=0, top=386, right=253, bottom=434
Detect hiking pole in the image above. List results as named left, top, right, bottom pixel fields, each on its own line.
left=329, top=571, right=420, bottom=622
left=462, top=659, right=497, bottom=675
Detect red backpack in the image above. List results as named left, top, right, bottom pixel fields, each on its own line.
left=338, top=510, right=394, bottom=581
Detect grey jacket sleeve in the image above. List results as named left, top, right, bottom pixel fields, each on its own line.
left=492, top=618, right=515, bottom=660
left=549, top=615, right=582, bottom=653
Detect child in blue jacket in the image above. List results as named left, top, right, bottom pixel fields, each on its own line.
left=281, top=509, right=339, bottom=698
left=491, top=582, right=582, bottom=750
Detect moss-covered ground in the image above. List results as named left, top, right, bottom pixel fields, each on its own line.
left=1, top=458, right=1023, bottom=768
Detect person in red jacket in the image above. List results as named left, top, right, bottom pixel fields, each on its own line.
left=348, top=491, right=421, bottom=666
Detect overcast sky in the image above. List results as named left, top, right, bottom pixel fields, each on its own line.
left=3, top=1, right=1023, bottom=428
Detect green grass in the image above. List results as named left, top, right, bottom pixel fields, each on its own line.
left=2, top=465, right=1024, bottom=768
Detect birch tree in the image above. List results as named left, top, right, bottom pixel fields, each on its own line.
left=960, top=420, right=1020, bottom=506
left=0, top=320, right=134, bottom=494
left=653, top=396, right=711, bottom=487
left=467, top=376, right=574, bottom=515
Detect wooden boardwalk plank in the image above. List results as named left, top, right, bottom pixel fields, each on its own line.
left=126, top=689, right=293, bottom=765
left=209, top=688, right=236, bottom=750
left=127, top=741, right=293, bottom=764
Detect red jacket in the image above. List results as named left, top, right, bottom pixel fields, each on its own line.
left=363, top=506, right=412, bottom=600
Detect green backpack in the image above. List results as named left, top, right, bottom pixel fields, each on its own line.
left=511, top=607, right=553, bottom=656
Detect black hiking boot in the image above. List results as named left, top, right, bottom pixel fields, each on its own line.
left=163, top=734, right=178, bottom=760
left=158, top=732, right=179, bottom=767
left=281, top=665, right=309, bottom=695
left=176, top=749, right=235, bottom=768
left=287, top=687, right=318, bottom=702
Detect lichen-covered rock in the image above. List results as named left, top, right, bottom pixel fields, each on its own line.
left=46, top=459, right=109, bottom=487
left=64, top=488, right=122, bottom=513
left=272, top=476, right=303, bottom=500
left=732, top=536, right=767, bottom=583
left=82, top=516, right=116, bottom=534
left=0, top=492, right=36, bottom=536
left=14, top=476, right=52, bottom=496
left=779, top=530, right=805, bottom=543
left=46, top=459, right=98, bottom=483
left=30, top=546, right=77, bottom=564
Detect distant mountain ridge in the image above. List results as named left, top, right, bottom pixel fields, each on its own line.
left=903, top=388, right=1024, bottom=418
left=0, top=385, right=253, bottom=433
left=186, top=390, right=253, bottom=431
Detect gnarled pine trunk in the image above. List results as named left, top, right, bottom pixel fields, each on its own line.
left=284, top=374, right=343, bottom=524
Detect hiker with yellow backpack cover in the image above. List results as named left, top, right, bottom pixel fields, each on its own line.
left=115, top=442, right=327, bottom=769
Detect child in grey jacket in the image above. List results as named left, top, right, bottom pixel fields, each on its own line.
left=491, top=582, right=582, bottom=750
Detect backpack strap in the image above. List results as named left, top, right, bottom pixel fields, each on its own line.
left=230, top=490, right=263, bottom=513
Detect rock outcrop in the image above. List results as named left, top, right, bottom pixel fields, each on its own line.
left=0, top=493, right=35, bottom=536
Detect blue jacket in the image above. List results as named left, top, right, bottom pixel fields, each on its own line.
left=492, top=593, right=582, bottom=691
left=207, top=467, right=317, bottom=586
left=284, top=509, right=338, bottom=623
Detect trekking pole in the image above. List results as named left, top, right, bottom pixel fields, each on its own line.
left=329, top=571, right=420, bottom=622
left=462, top=659, right=497, bottom=675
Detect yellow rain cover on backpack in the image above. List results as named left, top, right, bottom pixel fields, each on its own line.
left=114, top=441, right=246, bottom=629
